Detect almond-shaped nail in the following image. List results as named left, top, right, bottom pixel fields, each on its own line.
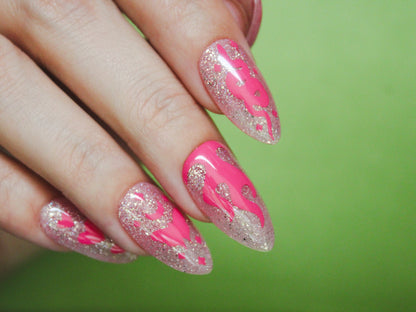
left=118, top=183, right=212, bottom=275
left=40, top=198, right=136, bottom=263
left=183, top=141, right=275, bottom=251
left=199, top=39, right=280, bottom=144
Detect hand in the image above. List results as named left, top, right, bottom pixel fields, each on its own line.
left=0, top=0, right=280, bottom=274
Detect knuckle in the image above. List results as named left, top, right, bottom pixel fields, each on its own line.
left=0, top=163, right=21, bottom=222
left=0, top=35, right=20, bottom=73
left=0, top=36, right=25, bottom=112
left=19, top=0, right=108, bottom=29
left=128, top=79, right=192, bottom=137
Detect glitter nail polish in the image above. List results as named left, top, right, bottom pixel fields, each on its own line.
left=40, top=198, right=136, bottom=263
left=199, top=39, right=280, bottom=144
left=183, top=141, right=275, bottom=251
left=118, top=183, right=212, bottom=275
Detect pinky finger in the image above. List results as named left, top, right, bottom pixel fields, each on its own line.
left=0, top=152, right=137, bottom=263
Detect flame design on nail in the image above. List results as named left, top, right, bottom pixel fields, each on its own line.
left=216, top=41, right=274, bottom=141
left=133, top=194, right=201, bottom=260
left=57, top=207, right=125, bottom=253
left=119, top=183, right=212, bottom=273
left=40, top=199, right=135, bottom=262
left=185, top=142, right=265, bottom=227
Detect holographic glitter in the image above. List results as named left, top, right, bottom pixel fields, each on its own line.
left=118, top=183, right=212, bottom=275
left=40, top=198, right=136, bottom=263
left=199, top=39, right=280, bottom=144
left=183, top=141, right=275, bottom=251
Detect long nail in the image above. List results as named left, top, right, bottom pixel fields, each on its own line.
left=118, top=183, right=212, bottom=275
left=40, top=198, right=136, bottom=263
left=225, top=0, right=262, bottom=46
left=183, top=141, right=274, bottom=251
left=245, top=0, right=263, bottom=46
left=199, top=39, right=280, bottom=144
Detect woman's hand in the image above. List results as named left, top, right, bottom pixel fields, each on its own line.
left=0, top=0, right=279, bottom=274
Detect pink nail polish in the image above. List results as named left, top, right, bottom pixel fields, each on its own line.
left=118, top=183, right=212, bottom=274
left=200, top=39, right=280, bottom=144
left=40, top=198, right=136, bottom=263
left=183, top=141, right=274, bottom=251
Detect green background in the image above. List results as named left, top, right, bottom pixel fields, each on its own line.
left=1, top=1, right=415, bottom=311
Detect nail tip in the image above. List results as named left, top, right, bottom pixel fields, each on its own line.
left=169, top=251, right=213, bottom=275
left=232, top=225, right=275, bottom=252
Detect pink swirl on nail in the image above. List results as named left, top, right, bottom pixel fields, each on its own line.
left=216, top=42, right=274, bottom=141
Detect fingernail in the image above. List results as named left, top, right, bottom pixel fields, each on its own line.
left=245, top=0, right=263, bottom=46
left=199, top=39, right=280, bottom=144
left=118, top=183, right=212, bottom=275
left=40, top=198, right=137, bottom=263
left=225, top=0, right=262, bottom=46
left=183, top=141, right=275, bottom=251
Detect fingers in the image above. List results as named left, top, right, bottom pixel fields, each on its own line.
left=0, top=0, right=215, bottom=221
left=0, top=0, right=274, bottom=273
left=117, top=0, right=280, bottom=144
left=0, top=152, right=136, bottom=263
left=0, top=34, right=212, bottom=274
left=0, top=1, right=274, bottom=251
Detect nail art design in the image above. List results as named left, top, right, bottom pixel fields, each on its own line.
left=118, top=183, right=212, bottom=274
left=40, top=198, right=136, bottom=263
left=200, top=39, right=280, bottom=144
left=183, top=141, right=274, bottom=251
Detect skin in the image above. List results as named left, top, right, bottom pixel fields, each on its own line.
left=0, top=0, right=262, bottom=269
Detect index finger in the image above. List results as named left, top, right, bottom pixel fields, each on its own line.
left=117, top=0, right=281, bottom=144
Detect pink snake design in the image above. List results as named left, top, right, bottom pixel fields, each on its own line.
left=216, top=41, right=274, bottom=141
